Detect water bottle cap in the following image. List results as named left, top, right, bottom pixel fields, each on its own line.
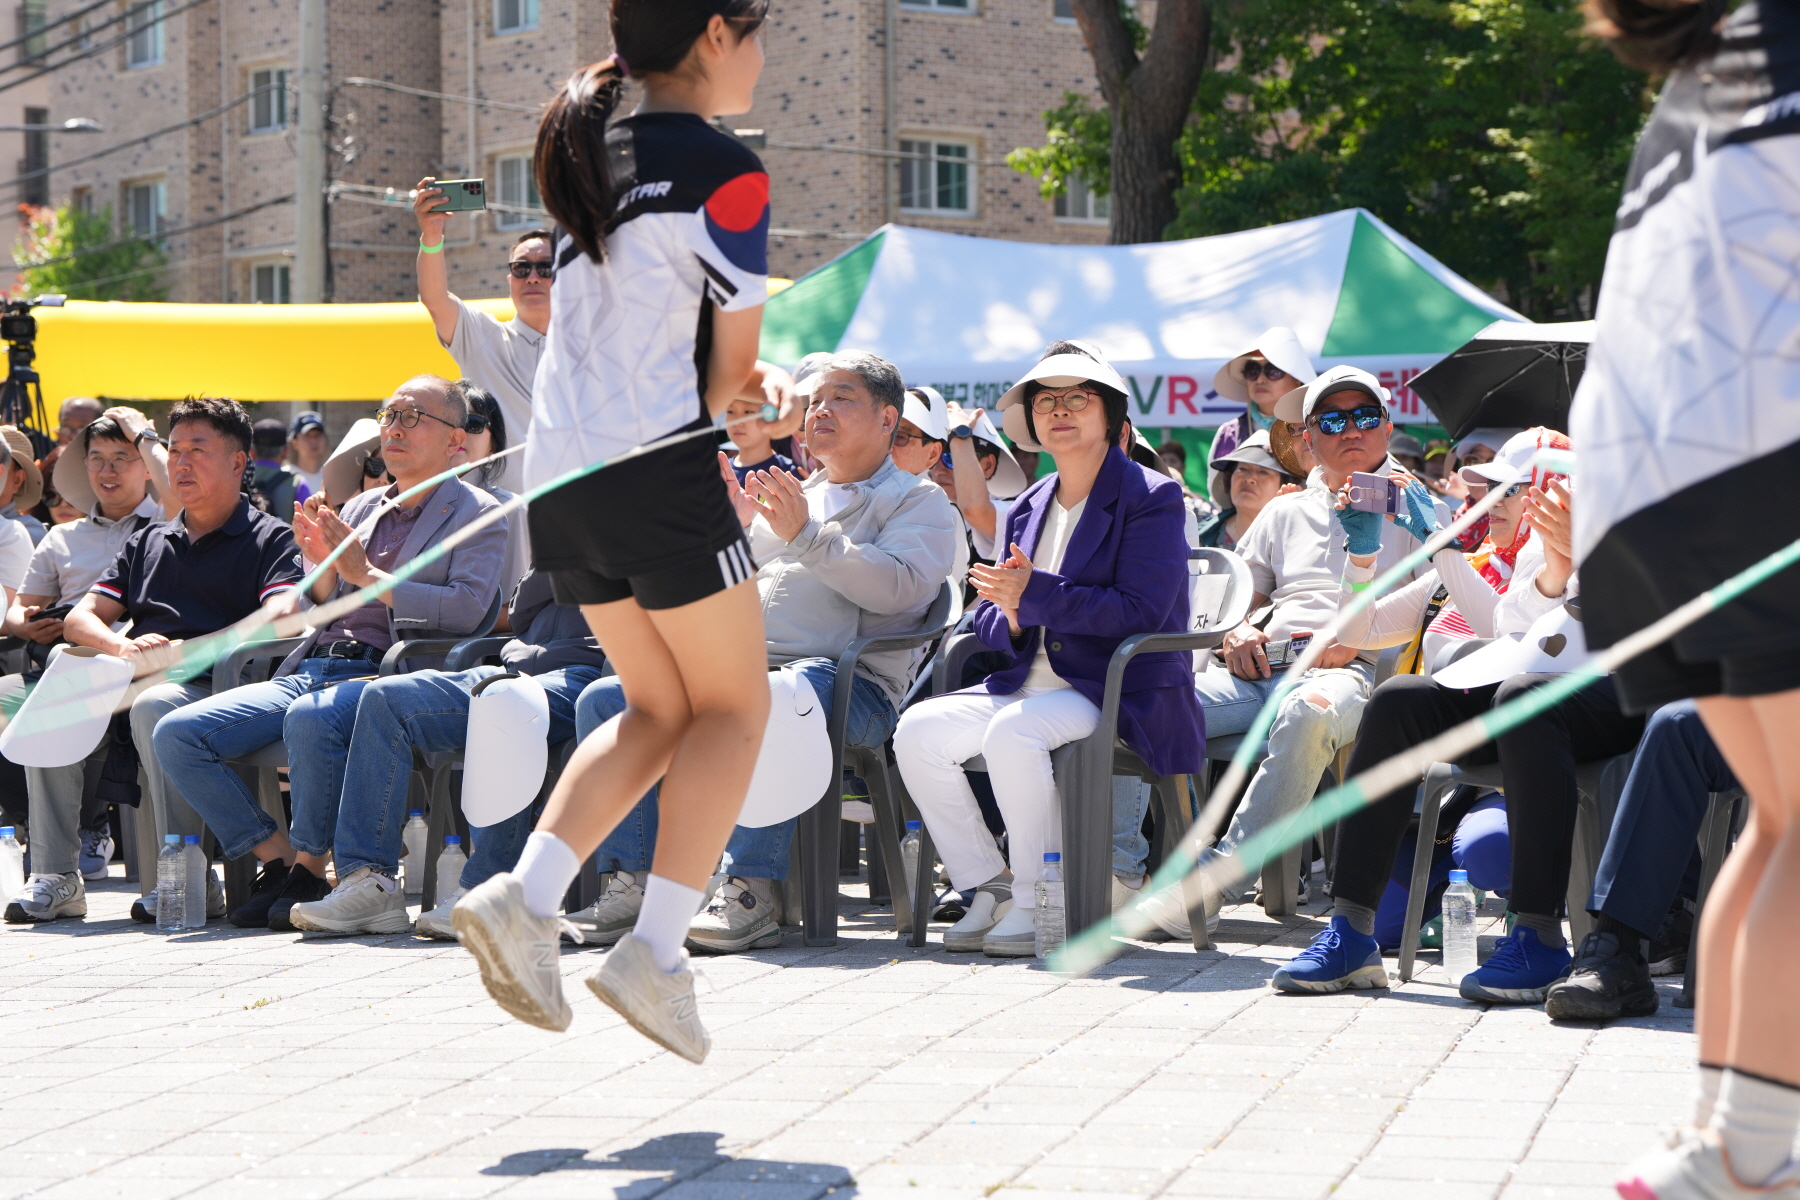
left=905, top=820, right=921, bottom=831
left=1043, top=852, right=1061, bottom=863
left=184, top=834, right=200, bottom=845
left=445, top=835, right=461, bottom=845
left=164, top=834, right=181, bottom=844
left=0, top=826, right=11, bottom=837
left=408, top=809, right=424, bottom=817
left=1449, top=869, right=1468, bottom=883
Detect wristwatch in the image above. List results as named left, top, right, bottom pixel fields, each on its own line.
left=134, top=428, right=161, bottom=448
left=950, top=425, right=973, bottom=440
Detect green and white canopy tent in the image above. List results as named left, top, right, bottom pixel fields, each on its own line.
left=759, top=208, right=1525, bottom=428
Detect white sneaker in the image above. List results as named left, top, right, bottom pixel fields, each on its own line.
left=451, top=873, right=573, bottom=1032
left=585, top=932, right=710, bottom=1063
left=78, top=828, right=113, bottom=881
left=981, top=904, right=1038, bottom=957
left=415, top=886, right=467, bottom=940
left=1134, top=878, right=1219, bottom=941
left=289, top=866, right=412, bottom=935
left=1111, top=873, right=1145, bottom=911
left=204, top=868, right=226, bottom=920
left=1616, top=1132, right=1800, bottom=1199
left=564, top=870, right=644, bottom=945
left=4, top=872, right=86, bottom=923
left=686, top=876, right=782, bottom=954
left=944, top=877, right=1012, bottom=952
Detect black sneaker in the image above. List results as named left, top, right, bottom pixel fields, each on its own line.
left=1543, top=930, right=1659, bottom=1020
left=267, top=864, right=330, bottom=931
left=1647, top=901, right=1694, bottom=977
left=130, top=892, right=158, bottom=924
left=227, top=859, right=293, bottom=929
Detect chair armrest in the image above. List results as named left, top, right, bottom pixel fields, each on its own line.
left=931, top=631, right=984, bottom=697
left=443, top=636, right=511, bottom=673
left=378, top=637, right=468, bottom=677
left=1093, top=629, right=1222, bottom=746
left=213, top=637, right=310, bottom=695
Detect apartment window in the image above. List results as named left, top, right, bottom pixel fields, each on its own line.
left=253, top=263, right=291, bottom=304
left=495, top=0, right=538, bottom=33
left=493, top=154, right=542, bottom=230
left=899, top=139, right=972, bottom=214
left=21, top=106, right=47, bottom=207
left=250, top=67, right=288, bottom=132
left=900, top=0, right=972, bottom=9
left=1053, top=0, right=1074, bottom=18
left=20, top=0, right=47, bottom=60
left=71, top=186, right=92, bottom=214
left=126, top=1, right=163, bottom=68
left=125, top=180, right=164, bottom=238
left=1054, top=175, right=1109, bottom=223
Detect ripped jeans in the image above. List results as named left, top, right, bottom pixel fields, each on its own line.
left=1194, top=660, right=1374, bottom=876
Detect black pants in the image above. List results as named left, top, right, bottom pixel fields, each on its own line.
left=1330, top=673, right=1645, bottom=918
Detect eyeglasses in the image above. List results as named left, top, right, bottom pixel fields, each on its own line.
left=1241, top=360, right=1286, bottom=383
left=376, top=406, right=460, bottom=431
left=1308, top=405, right=1386, bottom=436
left=892, top=430, right=940, bottom=449
left=505, top=261, right=554, bottom=279
left=1030, top=387, right=1098, bottom=414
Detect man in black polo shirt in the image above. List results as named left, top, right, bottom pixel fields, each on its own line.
left=63, top=398, right=304, bottom=920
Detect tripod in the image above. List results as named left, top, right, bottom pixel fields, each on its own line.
left=0, top=296, right=63, bottom=458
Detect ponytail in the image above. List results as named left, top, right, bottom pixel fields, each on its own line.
left=1582, top=0, right=1726, bottom=73
left=534, top=0, right=770, bottom=264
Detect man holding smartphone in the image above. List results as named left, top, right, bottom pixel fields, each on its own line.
left=413, top=176, right=551, bottom=494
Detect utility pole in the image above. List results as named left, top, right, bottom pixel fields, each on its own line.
left=294, top=0, right=327, bottom=302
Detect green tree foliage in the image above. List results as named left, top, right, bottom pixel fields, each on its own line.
left=13, top=204, right=167, bottom=301
left=1011, top=1, right=1651, bottom=320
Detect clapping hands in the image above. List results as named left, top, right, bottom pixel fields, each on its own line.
left=970, top=543, right=1034, bottom=634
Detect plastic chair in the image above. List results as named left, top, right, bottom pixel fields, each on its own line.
left=1396, top=749, right=1636, bottom=983
left=1675, top=788, right=1746, bottom=1010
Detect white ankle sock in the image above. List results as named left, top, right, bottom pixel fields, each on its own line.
left=1695, top=1063, right=1724, bottom=1129
left=1712, top=1069, right=1800, bottom=1185
left=634, top=874, right=705, bottom=972
left=514, top=831, right=580, bottom=919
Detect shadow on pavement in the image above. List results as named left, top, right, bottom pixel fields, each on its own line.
left=482, top=1131, right=857, bottom=1199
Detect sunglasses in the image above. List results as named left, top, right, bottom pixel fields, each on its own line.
left=505, top=261, right=554, bottom=279
left=377, top=406, right=461, bottom=430
left=1030, top=388, right=1098, bottom=414
left=892, top=430, right=941, bottom=449
left=1308, top=405, right=1386, bottom=435
left=1240, top=360, right=1286, bottom=383
left=1499, top=481, right=1528, bottom=500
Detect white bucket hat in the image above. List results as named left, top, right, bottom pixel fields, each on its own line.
left=1212, top=327, right=1318, bottom=407
left=321, top=418, right=382, bottom=505
left=901, top=386, right=950, bottom=442
left=736, top=667, right=835, bottom=828
left=996, top=342, right=1129, bottom=455
left=54, top=423, right=159, bottom=515
left=461, top=673, right=551, bottom=827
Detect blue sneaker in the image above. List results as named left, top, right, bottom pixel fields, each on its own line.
left=1458, top=925, right=1572, bottom=1004
left=1272, top=915, right=1388, bottom=993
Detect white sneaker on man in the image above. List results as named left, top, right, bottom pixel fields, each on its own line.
left=415, top=886, right=467, bottom=940
left=4, top=872, right=87, bottom=923
left=686, top=876, right=781, bottom=954
left=1134, top=879, right=1219, bottom=940
left=1111, top=873, right=1145, bottom=911
left=290, top=866, right=412, bottom=935
left=451, top=873, right=572, bottom=1032
left=944, top=877, right=1012, bottom=952
left=585, top=932, right=710, bottom=1063
left=78, top=828, right=114, bottom=881
left=981, top=904, right=1039, bottom=957
left=565, top=870, right=645, bottom=945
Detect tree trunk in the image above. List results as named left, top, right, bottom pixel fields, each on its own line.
left=1072, top=0, right=1212, bottom=245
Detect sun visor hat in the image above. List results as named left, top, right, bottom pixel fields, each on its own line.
left=1213, top=429, right=1285, bottom=475
left=997, top=344, right=1129, bottom=453
left=0, top=426, right=43, bottom=512
left=0, top=646, right=137, bottom=767
left=736, top=667, right=835, bottom=828
left=321, top=418, right=382, bottom=504
left=461, top=673, right=552, bottom=827
left=902, top=386, right=950, bottom=442
left=1213, top=327, right=1318, bottom=407
left=1433, top=603, right=1593, bottom=690
left=1294, top=365, right=1392, bottom=424
left=54, top=424, right=160, bottom=515
left=959, top=408, right=1029, bottom=498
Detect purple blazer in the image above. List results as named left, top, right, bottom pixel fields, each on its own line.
left=971, top=446, right=1206, bottom=778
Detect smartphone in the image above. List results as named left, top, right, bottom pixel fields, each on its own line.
left=429, top=178, right=486, bottom=212
left=33, top=603, right=73, bottom=622
left=1263, top=632, right=1314, bottom=668
left=1346, top=471, right=1404, bottom=515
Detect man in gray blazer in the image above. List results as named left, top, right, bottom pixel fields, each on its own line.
left=154, top=375, right=507, bottom=930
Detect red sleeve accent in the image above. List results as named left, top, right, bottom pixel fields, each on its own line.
left=705, top=172, right=770, bottom=234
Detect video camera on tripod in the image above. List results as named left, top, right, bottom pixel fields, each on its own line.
left=1, top=294, right=65, bottom=456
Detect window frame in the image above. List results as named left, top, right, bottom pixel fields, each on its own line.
left=492, top=152, right=543, bottom=231
left=252, top=262, right=292, bottom=305
left=898, top=138, right=976, bottom=217
left=899, top=0, right=975, bottom=11
left=1053, top=174, right=1110, bottom=224
left=494, top=0, right=539, bottom=35
left=248, top=67, right=289, bottom=134
left=124, top=179, right=165, bottom=240
left=125, top=1, right=164, bottom=69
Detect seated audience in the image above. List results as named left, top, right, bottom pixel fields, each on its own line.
left=250, top=418, right=310, bottom=521
left=890, top=387, right=968, bottom=592
left=577, top=351, right=957, bottom=952
left=283, top=568, right=605, bottom=937
left=55, top=396, right=103, bottom=446
left=153, top=376, right=506, bottom=930
left=57, top=398, right=306, bottom=923
left=0, top=426, right=47, bottom=545
left=1134, top=367, right=1447, bottom=940
left=287, top=411, right=330, bottom=495
left=931, top=401, right=1029, bottom=564
left=723, top=393, right=798, bottom=484
left=1204, top=328, right=1316, bottom=504
left=895, top=341, right=1200, bottom=957
left=455, top=380, right=529, bottom=605
left=1388, top=433, right=1427, bottom=475
left=1195, top=431, right=1299, bottom=550
left=1, top=416, right=167, bottom=922
left=1544, top=698, right=1733, bottom=1019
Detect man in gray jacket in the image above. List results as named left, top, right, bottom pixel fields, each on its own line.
left=577, top=351, right=960, bottom=953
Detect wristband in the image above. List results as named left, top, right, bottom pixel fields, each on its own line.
left=418, top=238, right=444, bottom=254
left=1348, top=579, right=1373, bottom=593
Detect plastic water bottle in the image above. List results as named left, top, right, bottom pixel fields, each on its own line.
left=182, top=835, right=207, bottom=929
left=156, top=835, right=185, bottom=933
left=434, top=835, right=467, bottom=908
left=1034, top=852, right=1066, bottom=959
left=401, top=810, right=428, bottom=898
left=900, top=821, right=923, bottom=910
left=0, top=827, right=24, bottom=901
left=1442, top=868, right=1479, bottom=984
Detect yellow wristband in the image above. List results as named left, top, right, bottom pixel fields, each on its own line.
left=418, top=238, right=444, bottom=254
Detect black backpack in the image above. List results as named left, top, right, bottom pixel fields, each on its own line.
left=252, top=461, right=301, bottom=522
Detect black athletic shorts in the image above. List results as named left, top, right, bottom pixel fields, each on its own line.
left=1583, top=437, right=1800, bottom=713
left=527, top=421, right=756, bottom=611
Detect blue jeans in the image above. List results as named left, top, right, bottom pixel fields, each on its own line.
left=153, top=658, right=374, bottom=861
left=1373, top=793, right=1511, bottom=950
left=582, top=657, right=897, bottom=880
left=320, top=665, right=603, bottom=883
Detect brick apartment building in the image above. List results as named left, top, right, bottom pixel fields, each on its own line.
left=10, top=0, right=1108, bottom=306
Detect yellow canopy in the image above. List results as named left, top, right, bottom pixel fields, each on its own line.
left=31, top=279, right=796, bottom=402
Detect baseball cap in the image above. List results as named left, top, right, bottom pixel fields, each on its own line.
left=251, top=418, right=288, bottom=448
left=1389, top=433, right=1425, bottom=459
left=1282, top=364, right=1392, bottom=424
left=289, top=410, right=326, bottom=438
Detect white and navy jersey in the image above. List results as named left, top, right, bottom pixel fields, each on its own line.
left=526, top=112, right=770, bottom=490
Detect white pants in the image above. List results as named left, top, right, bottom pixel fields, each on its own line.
left=893, top=686, right=1100, bottom=907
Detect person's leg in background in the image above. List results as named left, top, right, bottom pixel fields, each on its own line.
left=128, top=680, right=214, bottom=922
left=5, top=756, right=96, bottom=922
left=563, top=675, right=660, bottom=944
left=1111, top=777, right=1153, bottom=911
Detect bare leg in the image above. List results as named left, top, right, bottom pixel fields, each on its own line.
left=538, top=580, right=769, bottom=890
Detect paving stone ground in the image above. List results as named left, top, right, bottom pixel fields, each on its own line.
left=0, top=869, right=1694, bottom=1200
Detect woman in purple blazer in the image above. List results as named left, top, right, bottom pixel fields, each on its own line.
left=894, top=341, right=1204, bottom=957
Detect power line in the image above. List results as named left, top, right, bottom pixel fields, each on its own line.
left=339, top=77, right=541, bottom=115
left=0, top=0, right=110, bottom=61
left=17, top=193, right=295, bottom=271
left=0, top=0, right=213, bottom=99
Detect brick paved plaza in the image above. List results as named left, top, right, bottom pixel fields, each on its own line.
left=0, top=873, right=1694, bottom=1200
